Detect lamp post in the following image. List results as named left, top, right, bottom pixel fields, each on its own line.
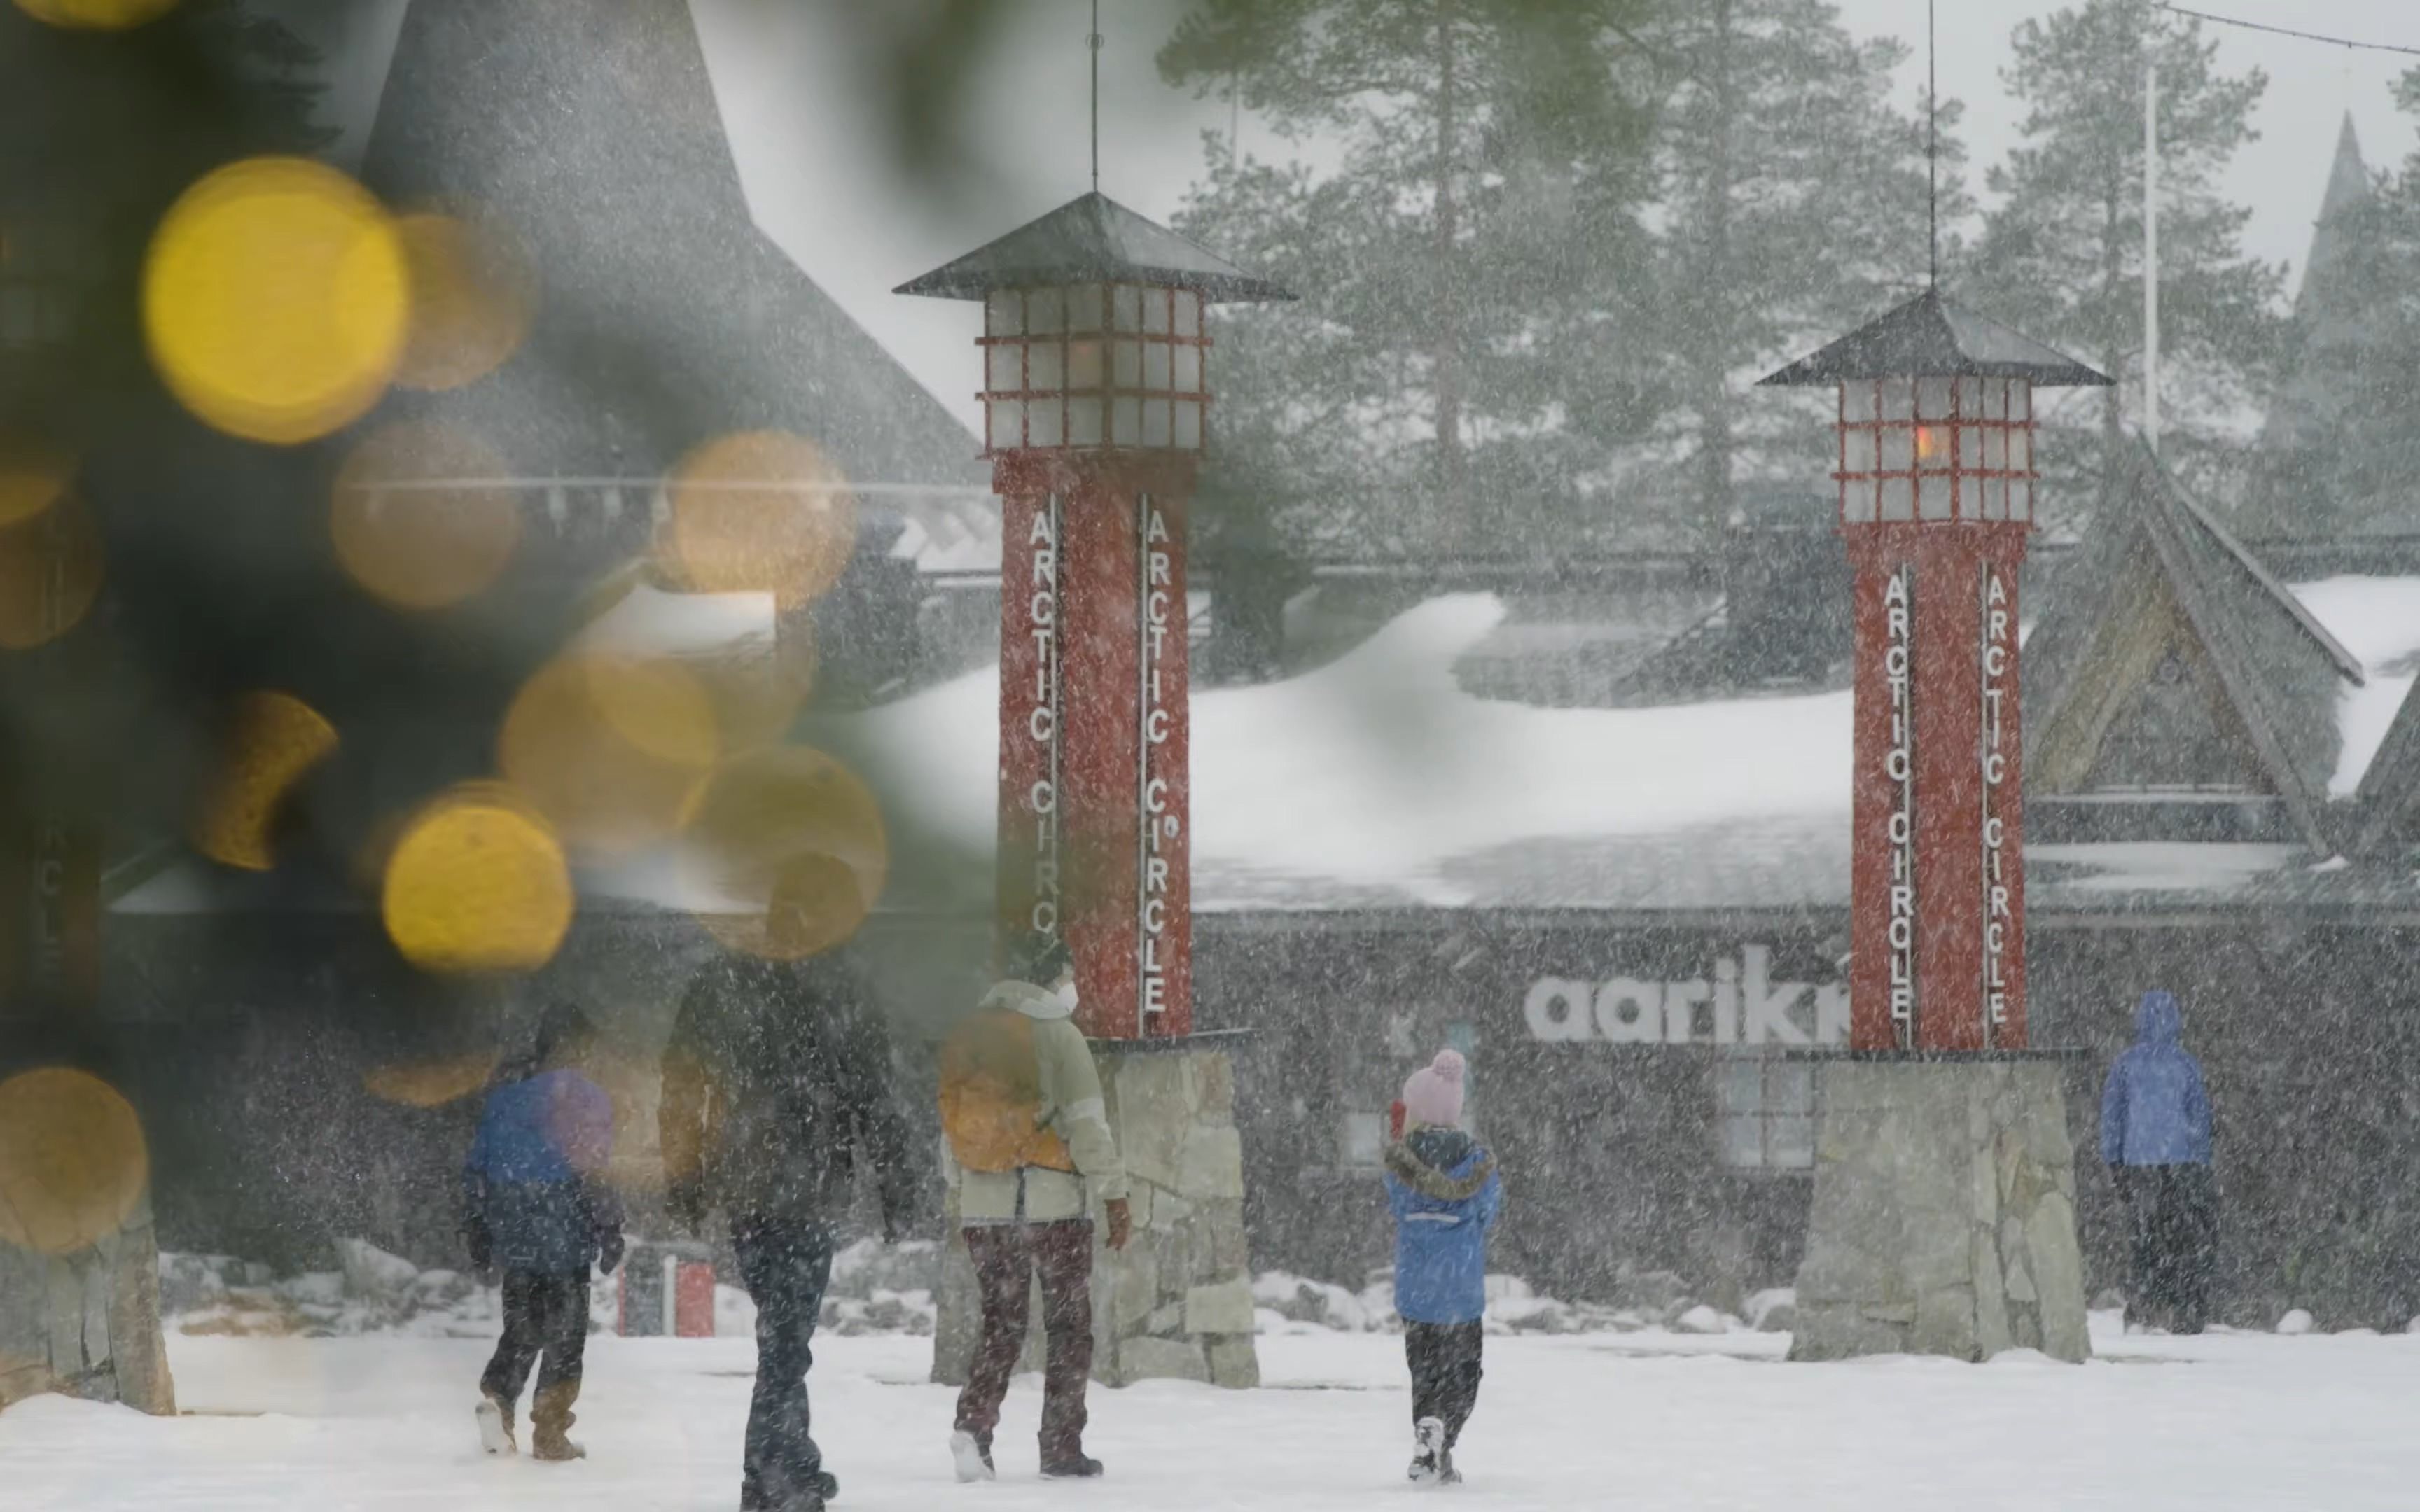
left=1760, top=288, right=2111, bottom=1362
left=900, top=192, right=1290, bottom=1387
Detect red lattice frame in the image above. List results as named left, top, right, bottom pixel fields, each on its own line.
left=1833, top=376, right=2038, bottom=528
left=980, top=284, right=1214, bottom=456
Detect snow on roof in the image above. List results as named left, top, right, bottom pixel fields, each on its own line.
left=576, top=584, right=775, bottom=659
left=2288, top=575, right=2420, bottom=797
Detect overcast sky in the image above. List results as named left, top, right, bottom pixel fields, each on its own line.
left=307, top=0, right=2420, bottom=441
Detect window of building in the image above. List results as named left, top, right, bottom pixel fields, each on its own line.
left=1716, top=1052, right=1815, bottom=1170
left=1339, top=1110, right=1387, bottom=1172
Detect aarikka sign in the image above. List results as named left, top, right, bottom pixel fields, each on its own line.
left=1524, top=946, right=1849, bottom=1046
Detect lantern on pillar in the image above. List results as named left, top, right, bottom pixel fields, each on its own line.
left=1760, top=289, right=2109, bottom=1053
left=898, top=192, right=1291, bottom=1039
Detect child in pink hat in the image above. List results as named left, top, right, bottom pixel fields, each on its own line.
left=1383, top=1049, right=1501, bottom=1485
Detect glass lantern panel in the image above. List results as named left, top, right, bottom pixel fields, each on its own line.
left=2010, top=476, right=2031, bottom=521
left=1959, top=426, right=1983, bottom=469
left=1113, top=396, right=1141, bottom=445
left=1144, top=343, right=1172, bottom=391
left=987, top=342, right=1022, bottom=394
left=1174, top=291, right=1201, bottom=337
left=1174, top=400, right=1202, bottom=450
left=1982, top=377, right=2008, bottom=418
left=1028, top=340, right=1064, bottom=392
left=1174, top=344, right=1202, bottom=393
left=1843, top=381, right=1877, bottom=423
left=1113, top=285, right=1143, bottom=332
left=988, top=399, right=1023, bottom=451
left=1914, top=424, right=1950, bottom=472
left=1069, top=284, right=1104, bottom=332
left=1143, top=398, right=1173, bottom=447
left=1880, top=379, right=1913, bottom=421
left=1113, top=340, right=1141, bottom=390
left=1068, top=340, right=1104, bottom=390
left=1880, top=426, right=1912, bottom=473
left=1842, top=477, right=1879, bottom=523
left=1919, top=475, right=1953, bottom=520
left=1028, top=398, right=1064, bottom=448
left=1917, top=376, right=1953, bottom=421
left=2011, top=426, right=2031, bottom=473
left=1955, top=376, right=1984, bottom=415
left=986, top=289, right=1022, bottom=336
left=1144, top=290, right=1171, bottom=334
left=1980, top=478, right=2006, bottom=522
left=1984, top=427, right=2007, bottom=470
left=2010, top=381, right=2031, bottom=421
left=1880, top=477, right=1914, bottom=522
left=1027, top=287, right=1064, bottom=334
left=1844, top=428, right=1877, bottom=475
left=1069, top=396, right=1104, bottom=447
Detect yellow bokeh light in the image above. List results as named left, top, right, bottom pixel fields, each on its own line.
left=193, top=691, right=339, bottom=872
left=501, top=654, right=721, bottom=855
left=665, top=431, right=858, bottom=610
left=363, top=1049, right=501, bottom=1109
left=144, top=157, right=408, bottom=445
left=392, top=211, right=536, bottom=392
left=333, top=421, right=522, bottom=610
left=684, top=746, right=888, bottom=960
left=13, top=0, right=179, bottom=29
left=0, top=493, right=104, bottom=651
left=0, top=1068, right=149, bottom=1256
left=382, top=783, right=573, bottom=975
left=0, top=431, right=72, bottom=529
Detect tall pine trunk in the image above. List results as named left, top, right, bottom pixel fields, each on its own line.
left=1434, top=0, right=1470, bottom=555
left=1697, top=0, right=1739, bottom=551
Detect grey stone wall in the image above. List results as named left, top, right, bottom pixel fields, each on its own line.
left=0, top=1190, right=177, bottom=1415
left=931, top=1044, right=1259, bottom=1390
left=1792, top=1060, right=2089, bottom=1364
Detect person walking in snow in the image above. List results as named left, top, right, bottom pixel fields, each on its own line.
left=2100, top=989, right=2218, bottom=1334
left=463, top=1000, right=625, bottom=1463
left=938, top=932, right=1131, bottom=1483
left=660, top=951, right=917, bottom=1512
left=1384, top=1048, right=1501, bottom=1487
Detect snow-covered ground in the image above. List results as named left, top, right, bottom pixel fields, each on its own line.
left=7, top=1315, right=2417, bottom=1510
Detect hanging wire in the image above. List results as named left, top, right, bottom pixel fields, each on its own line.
left=2153, top=3, right=2420, bottom=57
left=1927, top=0, right=1938, bottom=290
left=1090, top=0, right=1104, bottom=193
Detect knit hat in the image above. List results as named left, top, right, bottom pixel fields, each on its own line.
left=1401, top=1049, right=1467, bottom=1130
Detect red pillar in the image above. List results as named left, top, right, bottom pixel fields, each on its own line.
left=994, top=451, right=1195, bottom=1040
left=1846, top=523, right=2029, bottom=1051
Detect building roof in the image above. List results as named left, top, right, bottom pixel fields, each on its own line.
left=1758, top=288, right=2112, bottom=388
left=895, top=191, right=1294, bottom=303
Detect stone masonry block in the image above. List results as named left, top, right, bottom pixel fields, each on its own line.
left=1176, top=1126, right=1246, bottom=1201
left=1207, top=1334, right=1260, bottom=1390
left=1120, top=1335, right=1211, bottom=1385
left=1113, top=1056, right=1192, bottom=1194
left=1185, top=1279, right=1257, bottom=1337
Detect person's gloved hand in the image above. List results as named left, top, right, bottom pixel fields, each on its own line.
left=596, top=1225, right=626, bottom=1276
left=1104, top=1196, right=1133, bottom=1253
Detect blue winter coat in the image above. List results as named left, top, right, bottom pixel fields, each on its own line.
left=464, top=1068, right=619, bottom=1273
left=2099, top=992, right=2213, bottom=1167
left=1384, top=1128, right=1502, bottom=1326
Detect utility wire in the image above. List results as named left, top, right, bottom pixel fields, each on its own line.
left=2154, top=3, right=2420, bottom=58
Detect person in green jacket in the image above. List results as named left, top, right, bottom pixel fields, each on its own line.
left=939, top=932, right=1131, bottom=1483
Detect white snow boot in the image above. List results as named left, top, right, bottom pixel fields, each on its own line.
left=950, top=1429, right=996, bottom=1483
left=475, top=1394, right=517, bottom=1456
left=1407, top=1416, right=1447, bottom=1484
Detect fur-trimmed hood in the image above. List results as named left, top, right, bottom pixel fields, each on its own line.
left=1384, top=1130, right=1497, bottom=1203
left=981, top=978, right=1071, bottom=1021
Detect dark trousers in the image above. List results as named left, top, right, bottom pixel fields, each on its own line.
left=480, top=1269, right=589, bottom=1423
left=2122, top=1163, right=2219, bottom=1332
left=955, top=1220, right=1094, bottom=1462
left=1405, top=1320, right=1484, bottom=1448
left=732, top=1214, right=837, bottom=1511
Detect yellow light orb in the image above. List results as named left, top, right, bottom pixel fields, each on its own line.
left=382, top=784, right=573, bottom=975
left=363, top=1049, right=501, bottom=1109
left=665, top=431, right=858, bottom=610
left=500, top=654, right=721, bottom=855
left=700, top=622, right=818, bottom=753
left=684, top=746, right=888, bottom=960
left=192, top=691, right=339, bottom=872
left=0, top=1068, right=149, bottom=1256
left=0, top=431, right=72, bottom=529
left=13, top=0, right=179, bottom=29
left=0, top=493, right=104, bottom=651
left=392, top=211, right=536, bottom=392
left=144, top=157, right=408, bottom=445
left=332, top=421, right=522, bottom=610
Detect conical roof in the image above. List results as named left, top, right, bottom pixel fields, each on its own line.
left=1759, top=288, right=2110, bottom=388
left=896, top=190, right=1293, bottom=303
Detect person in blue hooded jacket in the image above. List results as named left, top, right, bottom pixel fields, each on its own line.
left=463, top=1002, right=624, bottom=1461
left=1383, top=1049, right=1501, bottom=1486
left=2099, top=990, right=2216, bottom=1333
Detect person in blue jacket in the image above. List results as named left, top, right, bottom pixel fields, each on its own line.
left=463, top=1002, right=624, bottom=1461
left=2099, top=990, right=2216, bottom=1333
left=1383, top=1049, right=1501, bottom=1486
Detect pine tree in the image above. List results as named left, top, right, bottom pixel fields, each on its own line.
left=1160, top=0, right=1659, bottom=559
left=1969, top=0, right=2282, bottom=518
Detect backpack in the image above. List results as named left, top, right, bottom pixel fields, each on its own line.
left=938, top=1007, right=1074, bottom=1175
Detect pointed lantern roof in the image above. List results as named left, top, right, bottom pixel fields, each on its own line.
left=1758, top=288, right=2111, bottom=388
left=896, top=190, right=1293, bottom=304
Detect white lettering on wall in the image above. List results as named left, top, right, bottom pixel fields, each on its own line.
left=1029, top=500, right=1062, bottom=937
left=1136, top=498, right=1177, bottom=1018
left=1525, top=947, right=1848, bottom=1046
left=1981, top=568, right=2015, bottom=1032
left=1884, top=565, right=1917, bottom=1037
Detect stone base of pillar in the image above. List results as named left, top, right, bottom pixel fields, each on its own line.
left=931, top=1041, right=1259, bottom=1391
left=1790, top=1058, right=2089, bottom=1364
left=0, top=1191, right=177, bottom=1414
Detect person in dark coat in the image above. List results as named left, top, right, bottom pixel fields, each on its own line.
left=2100, top=990, right=2218, bottom=1333
left=1383, top=1049, right=1501, bottom=1486
left=660, top=951, right=915, bottom=1512
left=463, top=1001, right=624, bottom=1462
